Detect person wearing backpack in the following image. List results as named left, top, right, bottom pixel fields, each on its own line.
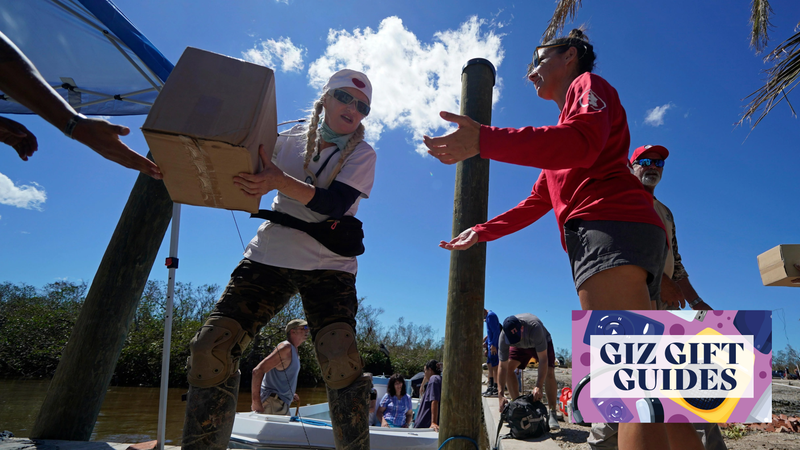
left=497, top=314, right=560, bottom=431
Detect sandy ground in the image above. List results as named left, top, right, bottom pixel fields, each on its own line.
left=484, top=368, right=800, bottom=450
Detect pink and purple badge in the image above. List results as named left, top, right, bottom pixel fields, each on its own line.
left=570, top=310, right=772, bottom=424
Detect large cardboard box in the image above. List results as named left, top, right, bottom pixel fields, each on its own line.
left=143, top=47, right=277, bottom=213
left=757, top=244, right=800, bottom=287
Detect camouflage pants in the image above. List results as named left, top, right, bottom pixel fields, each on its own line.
left=182, top=259, right=369, bottom=450
left=209, top=258, right=359, bottom=342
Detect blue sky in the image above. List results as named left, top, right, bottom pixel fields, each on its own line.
left=1, top=0, right=799, bottom=356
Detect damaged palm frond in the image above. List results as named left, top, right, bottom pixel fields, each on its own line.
left=749, top=0, right=774, bottom=53
left=739, top=30, right=800, bottom=129
left=542, top=0, right=583, bottom=43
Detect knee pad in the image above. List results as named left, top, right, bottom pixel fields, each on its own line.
left=315, top=322, right=363, bottom=390
left=187, top=316, right=251, bottom=388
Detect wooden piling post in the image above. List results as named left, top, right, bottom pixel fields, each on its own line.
left=31, top=163, right=173, bottom=440
left=439, top=59, right=495, bottom=450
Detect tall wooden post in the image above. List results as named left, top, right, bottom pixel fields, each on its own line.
left=31, top=162, right=173, bottom=440
left=439, top=59, right=495, bottom=450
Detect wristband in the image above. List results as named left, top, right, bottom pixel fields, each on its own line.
left=688, top=297, right=703, bottom=308
left=63, top=114, right=86, bottom=139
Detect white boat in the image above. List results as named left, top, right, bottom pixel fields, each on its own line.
left=229, top=400, right=439, bottom=449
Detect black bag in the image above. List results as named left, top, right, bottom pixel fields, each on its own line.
left=503, top=394, right=550, bottom=440
left=251, top=209, right=365, bottom=257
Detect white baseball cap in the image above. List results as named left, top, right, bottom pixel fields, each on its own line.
left=323, top=69, right=372, bottom=103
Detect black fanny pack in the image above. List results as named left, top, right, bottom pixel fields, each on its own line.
left=251, top=209, right=365, bottom=257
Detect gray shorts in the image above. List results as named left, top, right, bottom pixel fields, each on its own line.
left=564, top=219, right=667, bottom=301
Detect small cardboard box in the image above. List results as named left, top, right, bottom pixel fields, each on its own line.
left=143, top=47, right=277, bottom=213
left=757, top=244, right=800, bottom=287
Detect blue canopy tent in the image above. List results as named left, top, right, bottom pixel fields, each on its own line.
left=1, top=2, right=181, bottom=448
left=0, top=0, right=173, bottom=115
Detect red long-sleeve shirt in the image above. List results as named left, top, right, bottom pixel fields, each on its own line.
left=473, top=72, right=665, bottom=250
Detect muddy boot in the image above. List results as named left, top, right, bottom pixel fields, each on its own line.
left=181, top=372, right=240, bottom=450
left=326, top=374, right=371, bottom=450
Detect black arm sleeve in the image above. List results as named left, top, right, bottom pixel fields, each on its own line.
left=306, top=180, right=362, bottom=218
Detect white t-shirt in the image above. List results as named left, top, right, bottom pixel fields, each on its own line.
left=243, top=125, right=376, bottom=274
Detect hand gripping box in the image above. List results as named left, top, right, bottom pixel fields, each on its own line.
left=143, top=47, right=277, bottom=213
left=757, top=244, right=800, bottom=287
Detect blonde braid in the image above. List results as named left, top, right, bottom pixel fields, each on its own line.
left=302, top=95, right=326, bottom=183
left=323, top=123, right=365, bottom=188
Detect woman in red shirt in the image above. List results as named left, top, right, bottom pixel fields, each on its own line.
left=426, top=29, right=665, bottom=312
left=425, top=29, right=702, bottom=450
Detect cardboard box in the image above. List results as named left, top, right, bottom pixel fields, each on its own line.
left=143, top=47, right=277, bottom=213
left=757, top=244, right=800, bottom=287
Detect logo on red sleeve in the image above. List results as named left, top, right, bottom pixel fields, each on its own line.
left=579, top=90, right=606, bottom=111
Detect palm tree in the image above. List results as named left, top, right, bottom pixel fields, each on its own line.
left=541, top=0, right=798, bottom=129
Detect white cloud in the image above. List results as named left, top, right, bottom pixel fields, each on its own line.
left=0, top=172, right=46, bottom=210
left=275, top=0, right=289, bottom=3
left=243, top=37, right=305, bottom=72
left=489, top=8, right=513, bottom=29
left=307, top=16, right=505, bottom=155
left=644, top=103, right=674, bottom=127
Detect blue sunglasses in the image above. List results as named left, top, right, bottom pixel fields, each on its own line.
left=332, top=89, right=370, bottom=116
left=634, top=158, right=665, bottom=168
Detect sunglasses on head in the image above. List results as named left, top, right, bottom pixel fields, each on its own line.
left=331, top=89, right=370, bottom=116
left=634, top=158, right=665, bottom=168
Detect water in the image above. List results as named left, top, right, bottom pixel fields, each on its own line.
left=0, top=378, right=329, bottom=445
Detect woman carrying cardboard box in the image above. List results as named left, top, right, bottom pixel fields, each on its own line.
left=182, top=69, right=376, bottom=450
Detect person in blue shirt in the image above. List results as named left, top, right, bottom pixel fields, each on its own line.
left=415, top=360, right=442, bottom=431
left=377, top=373, right=413, bottom=427
left=483, top=309, right=501, bottom=396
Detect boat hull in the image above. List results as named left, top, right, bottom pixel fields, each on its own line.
left=230, top=403, right=437, bottom=450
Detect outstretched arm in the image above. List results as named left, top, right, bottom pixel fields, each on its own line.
left=424, top=111, right=481, bottom=165
left=0, top=31, right=161, bottom=179
left=472, top=173, right=552, bottom=241
left=440, top=174, right=552, bottom=251
left=0, top=116, right=36, bottom=160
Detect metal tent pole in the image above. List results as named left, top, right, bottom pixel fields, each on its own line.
left=157, top=203, right=181, bottom=449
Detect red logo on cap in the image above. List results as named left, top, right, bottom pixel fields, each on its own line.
left=352, top=78, right=366, bottom=88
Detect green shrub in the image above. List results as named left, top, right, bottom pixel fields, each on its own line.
left=0, top=280, right=444, bottom=390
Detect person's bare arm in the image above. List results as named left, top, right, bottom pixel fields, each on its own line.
left=420, top=371, right=431, bottom=397
left=660, top=274, right=685, bottom=309
left=0, top=116, right=36, bottom=160
left=676, top=278, right=711, bottom=310
left=250, top=342, right=293, bottom=412
left=532, top=349, right=549, bottom=402
left=235, top=144, right=316, bottom=203
left=430, top=400, right=440, bottom=431
left=497, top=360, right=510, bottom=412
left=0, top=31, right=160, bottom=178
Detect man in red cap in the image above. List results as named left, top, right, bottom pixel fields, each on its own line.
left=629, top=145, right=712, bottom=311
left=587, top=146, right=725, bottom=450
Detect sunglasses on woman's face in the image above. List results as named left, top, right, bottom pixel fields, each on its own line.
left=634, top=158, right=665, bottom=168
left=527, top=43, right=569, bottom=75
left=332, top=89, right=370, bottom=116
